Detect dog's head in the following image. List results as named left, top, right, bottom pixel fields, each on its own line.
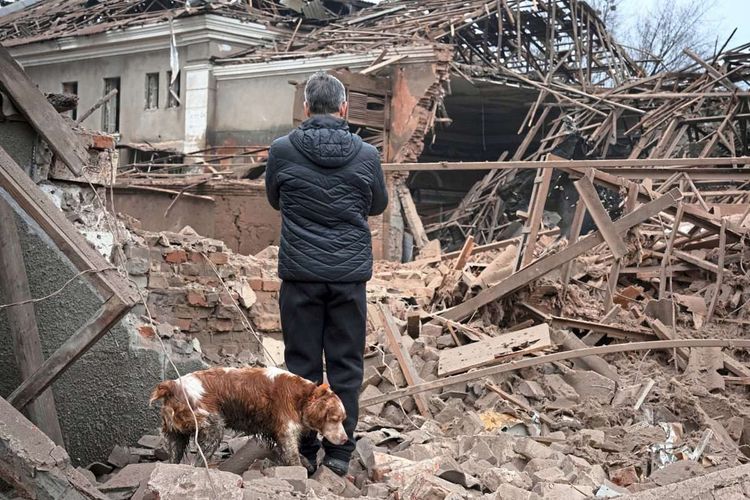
left=302, top=383, right=348, bottom=446
left=149, top=380, right=202, bottom=433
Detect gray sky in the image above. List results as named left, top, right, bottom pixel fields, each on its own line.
left=617, top=0, right=750, bottom=50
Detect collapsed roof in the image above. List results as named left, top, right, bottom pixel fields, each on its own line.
left=0, top=0, right=373, bottom=47
left=215, top=0, right=642, bottom=88
left=1, top=0, right=640, bottom=89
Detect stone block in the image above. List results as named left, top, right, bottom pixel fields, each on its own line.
left=145, top=463, right=243, bottom=499
left=262, top=279, right=281, bottom=292
left=362, top=365, right=382, bottom=388
left=360, top=384, right=385, bottom=416
left=515, top=438, right=560, bottom=461
left=100, top=463, right=157, bottom=494
left=382, top=360, right=406, bottom=387
left=531, top=467, right=567, bottom=484
left=243, top=478, right=296, bottom=499
left=263, top=466, right=307, bottom=482
left=147, top=272, right=169, bottom=289
left=436, top=334, right=456, bottom=349
left=421, top=323, right=443, bottom=337
left=311, top=465, right=347, bottom=495
left=242, top=470, right=264, bottom=481
left=107, top=445, right=139, bottom=468
left=186, top=291, right=208, bottom=307
left=648, top=460, right=703, bottom=486
left=609, top=464, right=639, bottom=487
left=164, top=250, right=188, bottom=264
left=364, top=482, right=391, bottom=498
left=532, top=482, right=587, bottom=499
left=563, top=370, right=616, bottom=404
left=542, top=374, right=579, bottom=402
left=517, top=380, right=546, bottom=400
left=401, top=472, right=469, bottom=499
left=208, top=252, right=230, bottom=265
left=524, top=458, right=561, bottom=476
left=481, top=467, right=533, bottom=491
left=488, top=483, right=542, bottom=500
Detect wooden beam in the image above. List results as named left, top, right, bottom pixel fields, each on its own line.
left=550, top=317, right=654, bottom=342
left=440, top=189, right=681, bottom=322
left=673, top=249, right=721, bottom=274
left=76, top=88, right=117, bottom=124
left=452, top=236, right=475, bottom=271
left=648, top=319, right=688, bottom=370
left=360, top=55, right=407, bottom=75
left=574, top=176, right=628, bottom=259
left=0, top=396, right=107, bottom=500
left=659, top=203, right=685, bottom=298
left=705, top=220, right=727, bottom=324
left=397, top=184, right=430, bottom=250
left=550, top=329, right=620, bottom=382
left=683, top=48, right=740, bottom=91
left=8, top=295, right=130, bottom=410
left=486, top=383, right=556, bottom=426
left=437, top=324, right=551, bottom=376
left=382, top=156, right=750, bottom=172
left=0, top=45, right=88, bottom=177
left=377, top=304, right=431, bottom=417
left=360, top=339, right=750, bottom=408
left=520, top=166, right=554, bottom=267
left=561, top=171, right=589, bottom=299
left=561, top=166, right=743, bottom=243
left=408, top=229, right=559, bottom=267
left=0, top=198, right=64, bottom=445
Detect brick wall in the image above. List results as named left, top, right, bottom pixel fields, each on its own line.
left=120, top=227, right=282, bottom=359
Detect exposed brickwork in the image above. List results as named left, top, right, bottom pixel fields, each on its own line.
left=121, top=228, right=282, bottom=358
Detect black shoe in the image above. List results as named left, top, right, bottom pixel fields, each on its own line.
left=321, top=456, right=349, bottom=476
left=301, top=455, right=317, bottom=476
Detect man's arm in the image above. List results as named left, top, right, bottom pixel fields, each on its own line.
left=265, top=146, right=280, bottom=211
left=369, top=157, right=388, bottom=216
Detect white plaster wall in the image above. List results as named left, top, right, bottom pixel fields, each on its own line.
left=23, top=48, right=187, bottom=146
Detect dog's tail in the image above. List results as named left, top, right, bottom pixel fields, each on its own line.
left=149, top=380, right=174, bottom=406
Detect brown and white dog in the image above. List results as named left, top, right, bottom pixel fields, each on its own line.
left=149, top=366, right=347, bottom=466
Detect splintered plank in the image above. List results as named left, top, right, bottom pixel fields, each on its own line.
left=441, top=188, right=681, bottom=322
left=574, top=176, right=628, bottom=259
left=397, top=184, right=430, bottom=249
left=437, top=324, right=551, bottom=376
left=377, top=304, right=431, bottom=417
left=0, top=45, right=88, bottom=177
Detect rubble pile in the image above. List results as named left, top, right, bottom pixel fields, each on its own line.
left=60, top=216, right=749, bottom=499
left=46, top=154, right=750, bottom=499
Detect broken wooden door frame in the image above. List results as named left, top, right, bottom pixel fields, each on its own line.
left=0, top=145, right=137, bottom=411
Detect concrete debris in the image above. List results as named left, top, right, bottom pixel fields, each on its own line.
left=142, top=463, right=244, bottom=500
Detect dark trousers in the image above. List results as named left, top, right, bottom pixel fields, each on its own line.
left=279, top=281, right=367, bottom=462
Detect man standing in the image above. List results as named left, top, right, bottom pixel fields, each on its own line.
left=265, top=71, right=388, bottom=476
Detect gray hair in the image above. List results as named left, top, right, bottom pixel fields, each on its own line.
left=304, top=71, right=347, bottom=114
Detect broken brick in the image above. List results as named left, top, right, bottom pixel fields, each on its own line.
left=186, top=291, right=208, bottom=307
left=262, top=279, right=281, bottom=292
left=609, top=465, right=639, bottom=487
left=164, top=250, right=188, bottom=264
left=138, top=325, right=155, bottom=339
left=208, top=252, right=230, bottom=265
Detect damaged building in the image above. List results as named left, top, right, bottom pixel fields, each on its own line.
left=2, top=0, right=750, bottom=499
